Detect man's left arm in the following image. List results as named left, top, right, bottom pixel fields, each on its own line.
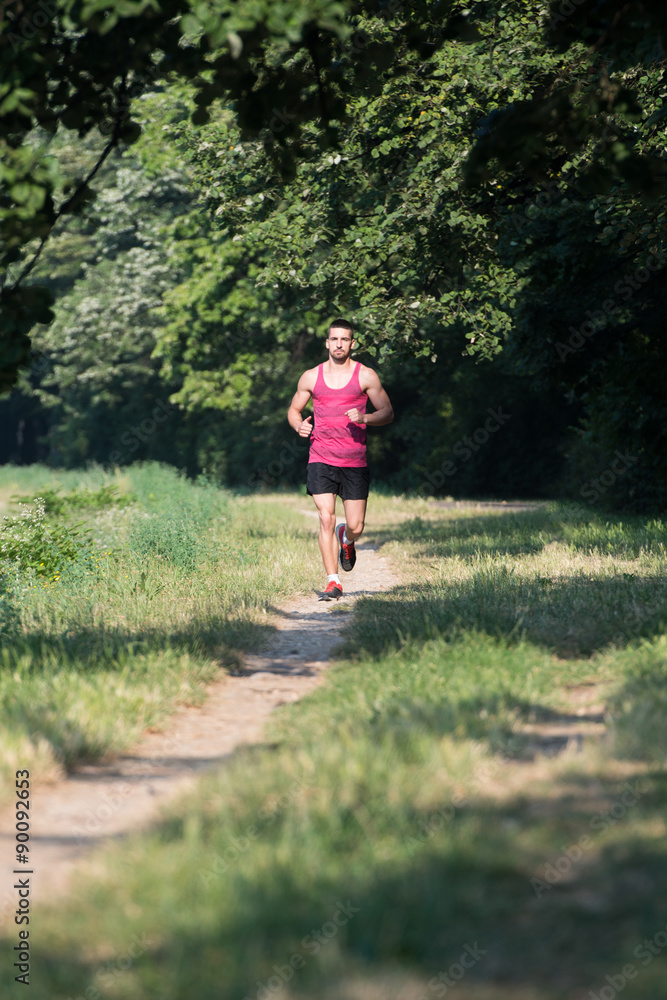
left=346, top=369, right=394, bottom=426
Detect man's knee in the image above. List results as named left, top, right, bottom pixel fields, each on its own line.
left=319, top=510, right=336, bottom=531
left=347, top=519, right=365, bottom=538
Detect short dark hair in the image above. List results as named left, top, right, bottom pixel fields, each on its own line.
left=328, top=318, right=354, bottom=336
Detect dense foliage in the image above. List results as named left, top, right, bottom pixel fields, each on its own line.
left=2, top=0, right=666, bottom=507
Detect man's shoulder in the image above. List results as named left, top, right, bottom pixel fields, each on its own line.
left=298, top=365, right=320, bottom=388
left=357, top=362, right=380, bottom=389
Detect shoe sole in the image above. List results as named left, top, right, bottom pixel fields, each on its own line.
left=336, top=523, right=356, bottom=572
left=318, top=590, right=342, bottom=602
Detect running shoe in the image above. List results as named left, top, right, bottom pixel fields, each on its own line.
left=319, top=580, right=343, bottom=601
left=336, top=523, right=356, bottom=572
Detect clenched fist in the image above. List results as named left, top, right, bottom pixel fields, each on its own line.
left=345, top=408, right=366, bottom=424
left=298, top=415, right=313, bottom=437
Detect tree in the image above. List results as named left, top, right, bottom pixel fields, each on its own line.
left=461, top=1, right=667, bottom=508
left=4, top=0, right=667, bottom=507
left=1, top=122, right=196, bottom=467
left=0, top=0, right=455, bottom=390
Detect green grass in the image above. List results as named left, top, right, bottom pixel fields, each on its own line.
left=346, top=509, right=667, bottom=657
left=2, top=489, right=667, bottom=999
left=0, top=464, right=321, bottom=794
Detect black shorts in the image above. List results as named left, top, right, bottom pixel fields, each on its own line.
left=306, top=463, right=370, bottom=501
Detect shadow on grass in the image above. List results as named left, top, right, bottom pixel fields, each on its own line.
left=0, top=616, right=280, bottom=770
left=369, top=508, right=666, bottom=562
left=342, top=573, right=667, bottom=659
left=347, top=694, right=606, bottom=761
left=17, top=768, right=667, bottom=1000
left=2, top=616, right=275, bottom=672
left=370, top=510, right=552, bottom=560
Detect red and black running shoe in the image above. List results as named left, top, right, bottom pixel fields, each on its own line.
left=336, top=523, right=356, bottom=572
left=318, top=580, right=343, bottom=601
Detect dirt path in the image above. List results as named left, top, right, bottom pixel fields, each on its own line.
left=0, top=527, right=398, bottom=913
left=0, top=498, right=602, bottom=919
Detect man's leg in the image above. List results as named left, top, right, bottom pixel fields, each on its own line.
left=312, top=492, right=339, bottom=575
left=336, top=498, right=366, bottom=572
left=341, top=498, right=367, bottom=542
left=336, top=467, right=369, bottom=573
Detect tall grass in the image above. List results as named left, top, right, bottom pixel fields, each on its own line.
left=0, top=464, right=321, bottom=795
left=2, top=492, right=667, bottom=1000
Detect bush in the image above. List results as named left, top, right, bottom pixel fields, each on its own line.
left=128, top=512, right=208, bottom=571
left=0, top=499, right=91, bottom=579
left=12, top=483, right=133, bottom=516
left=0, top=578, right=19, bottom=636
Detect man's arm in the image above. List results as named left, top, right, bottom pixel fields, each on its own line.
left=287, top=371, right=315, bottom=436
left=347, top=368, right=394, bottom=426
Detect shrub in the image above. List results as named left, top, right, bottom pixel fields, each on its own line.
left=128, top=512, right=207, bottom=571
left=0, top=500, right=91, bottom=579
left=0, top=577, right=19, bottom=635
left=12, top=484, right=133, bottom=516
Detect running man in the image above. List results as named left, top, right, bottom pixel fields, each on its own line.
left=287, top=319, right=394, bottom=601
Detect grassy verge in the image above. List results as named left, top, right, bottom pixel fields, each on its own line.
left=0, top=464, right=321, bottom=796
left=2, top=495, right=667, bottom=1000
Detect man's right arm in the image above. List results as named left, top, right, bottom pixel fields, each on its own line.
left=287, top=372, right=315, bottom=436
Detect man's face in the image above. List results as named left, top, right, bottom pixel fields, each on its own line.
left=326, top=327, right=354, bottom=361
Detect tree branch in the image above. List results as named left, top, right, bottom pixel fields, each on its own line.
left=305, top=27, right=329, bottom=124
left=8, top=76, right=130, bottom=293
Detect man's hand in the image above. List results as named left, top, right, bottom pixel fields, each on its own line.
left=345, top=408, right=366, bottom=424
left=298, top=415, right=313, bottom=437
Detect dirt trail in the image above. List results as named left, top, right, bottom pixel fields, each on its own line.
left=0, top=498, right=603, bottom=917
left=0, top=523, right=398, bottom=912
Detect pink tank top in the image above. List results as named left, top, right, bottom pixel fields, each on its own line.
left=309, top=362, right=367, bottom=468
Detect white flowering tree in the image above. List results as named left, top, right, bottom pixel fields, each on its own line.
left=15, top=137, right=194, bottom=466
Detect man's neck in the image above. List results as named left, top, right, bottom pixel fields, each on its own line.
left=325, top=355, right=354, bottom=370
